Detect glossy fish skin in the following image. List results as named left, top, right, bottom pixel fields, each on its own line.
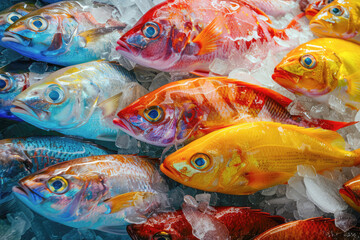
left=339, top=175, right=360, bottom=213
left=272, top=38, right=360, bottom=110
left=114, top=77, right=354, bottom=147
left=0, top=136, right=113, bottom=201
left=305, top=0, right=334, bottom=19
left=0, top=61, right=49, bottom=121
left=11, top=61, right=148, bottom=141
left=116, top=0, right=302, bottom=75
left=2, top=1, right=126, bottom=66
left=254, top=217, right=360, bottom=240
left=127, top=207, right=285, bottom=240
left=160, top=122, right=360, bottom=195
left=13, top=155, right=167, bottom=232
left=310, top=0, right=360, bottom=40
left=0, top=1, right=38, bottom=48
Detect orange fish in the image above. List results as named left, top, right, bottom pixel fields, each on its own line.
left=116, top=0, right=304, bottom=75
left=254, top=217, right=360, bottom=239
left=340, top=174, right=360, bottom=213
left=305, top=0, right=334, bottom=19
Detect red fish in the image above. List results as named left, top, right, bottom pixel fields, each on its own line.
left=113, top=77, right=355, bottom=147
left=127, top=207, right=285, bottom=240
left=254, top=217, right=360, bottom=239
left=116, top=0, right=304, bottom=75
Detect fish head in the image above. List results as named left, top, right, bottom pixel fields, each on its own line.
left=305, top=0, right=333, bottom=20
left=117, top=2, right=190, bottom=71
left=2, top=4, right=78, bottom=58
left=11, top=69, right=100, bottom=131
left=0, top=66, right=29, bottom=107
left=0, top=2, right=37, bottom=47
left=0, top=139, right=32, bottom=200
left=310, top=0, right=359, bottom=39
left=13, top=161, right=107, bottom=223
left=340, top=175, right=360, bottom=213
left=114, top=83, right=203, bottom=146
left=272, top=42, right=341, bottom=97
left=127, top=211, right=190, bottom=240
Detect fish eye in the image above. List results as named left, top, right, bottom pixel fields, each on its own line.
left=0, top=75, right=15, bottom=92
left=300, top=54, right=317, bottom=69
left=142, top=22, right=160, bottom=39
left=44, top=84, right=65, bottom=104
left=190, top=153, right=210, bottom=170
left=28, top=16, right=48, bottom=31
left=327, top=0, right=334, bottom=4
left=7, top=12, right=22, bottom=24
left=329, top=6, right=344, bottom=16
left=144, top=106, right=164, bottom=122
left=153, top=232, right=172, bottom=240
left=47, top=176, right=68, bottom=194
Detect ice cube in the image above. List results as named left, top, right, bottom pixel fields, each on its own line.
left=195, top=193, right=211, bottom=204
left=310, top=104, right=329, bottom=119
left=261, top=186, right=278, bottom=196
left=209, top=58, right=229, bottom=75
left=28, top=62, right=48, bottom=74
left=1, top=211, right=32, bottom=240
left=304, top=175, right=348, bottom=213
left=329, top=95, right=346, bottom=114
left=149, top=72, right=171, bottom=91
left=355, top=110, right=360, bottom=132
left=286, top=186, right=305, bottom=201
left=351, top=167, right=360, bottom=178
left=135, top=0, right=154, bottom=14
left=296, top=199, right=317, bottom=219
left=115, top=132, right=139, bottom=154
left=288, top=176, right=307, bottom=197
left=297, top=165, right=317, bottom=178
left=334, top=211, right=357, bottom=232
left=228, top=68, right=262, bottom=85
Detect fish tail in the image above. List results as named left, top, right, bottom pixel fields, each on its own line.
left=274, top=12, right=305, bottom=39
left=308, top=119, right=357, bottom=131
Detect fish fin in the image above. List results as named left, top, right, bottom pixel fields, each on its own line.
left=190, top=70, right=210, bottom=77
left=103, top=191, right=154, bottom=214
left=285, top=12, right=305, bottom=31
left=223, top=77, right=293, bottom=107
left=312, top=119, right=358, bottom=131
left=246, top=171, right=293, bottom=191
left=344, top=71, right=360, bottom=98
left=41, top=33, right=67, bottom=56
left=193, top=16, right=223, bottom=55
left=79, top=26, right=125, bottom=45
left=98, top=92, right=123, bottom=118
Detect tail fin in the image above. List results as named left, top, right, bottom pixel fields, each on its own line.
left=274, top=12, right=306, bottom=39
left=309, top=119, right=357, bottom=131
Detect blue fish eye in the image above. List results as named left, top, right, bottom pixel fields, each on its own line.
left=28, top=16, right=48, bottom=31
left=10, top=15, right=19, bottom=22
left=327, top=0, right=334, bottom=3
left=142, top=22, right=160, bottom=39
left=330, top=6, right=343, bottom=16
left=195, top=157, right=205, bottom=166
left=49, top=90, right=60, bottom=101
left=7, top=12, right=22, bottom=24
left=52, top=180, right=63, bottom=190
left=0, top=79, right=6, bottom=89
left=304, top=57, right=312, bottom=65
left=144, top=106, right=163, bottom=122
left=191, top=153, right=210, bottom=170
left=45, top=84, right=65, bottom=103
left=300, top=54, right=316, bottom=69
left=148, top=109, right=159, bottom=119
left=33, top=20, right=42, bottom=28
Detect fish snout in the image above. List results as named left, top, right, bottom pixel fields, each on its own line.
left=2, top=32, right=31, bottom=46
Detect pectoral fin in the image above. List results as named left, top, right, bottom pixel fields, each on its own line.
left=246, top=171, right=293, bottom=191
left=98, top=92, right=123, bottom=118
left=79, top=26, right=125, bottom=45
left=193, top=16, right=223, bottom=55
left=344, top=71, right=360, bottom=99
left=103, top=191, right=154, bottom=214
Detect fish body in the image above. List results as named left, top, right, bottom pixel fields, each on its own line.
left=0, top=136, right=113, bottom=201
left=114, top=77, right=354, bottom=147
left=310, top=0, right=360, bottom=40
left=11, top=60, right=148, bottom=141
left=254, top=217, right=360, bottom=240
left=13, top=154, right=167, bottom=232
left=0, top=1, right=38, bottom=48
left=272, top=38, right=360, bottom=109
left=244, top=0, right=300, bottom=17
left=340, top=174, right=360, bottom=213
left=305, top=0, right=334, bottom=19
left=160, top=121, right=360, bottom=195
left=2, top=1, right=126, bottom=66
left=0, top=61, right=51, bottom=121
left=127, top=207, right=285, bottom=240
left=116, top=0, right=302, bottom=75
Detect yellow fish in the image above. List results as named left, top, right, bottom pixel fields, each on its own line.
left=272, top=38, right=360, bottom=109
left=310, top=0, right=360, bottom=40
left=160, top=122, right=360, bottom=195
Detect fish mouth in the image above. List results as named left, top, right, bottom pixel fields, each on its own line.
left=13, top=183, right=44, bottom=204
left=2, top=32, right=31, bottom=46
left=116, top=39, right=132, bottom=53
left=272, top=69, right=300, bottom=85
left=11, top=100, right=48, bottom=121
left=305, top=8, right=320, bottom=19
left=113, top=116, right=135, bottom=135
left=160, top=162, right=182, bottom=180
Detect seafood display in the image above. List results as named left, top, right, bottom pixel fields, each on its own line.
left=0, top=0, right=360, bottom=239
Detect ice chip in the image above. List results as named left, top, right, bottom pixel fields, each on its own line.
left=297, top=165, right=317, bottom=178
left=296, top=199, right=317, bottom=219
left=355, top=110, right=360, bottom=132
left=228, top=68, right=262, bottom=85
left=261, top=186, right=278, bottom=196
left=329, top=95, right=347, bottom=114
left=334, top=211, right=357, bottom=232
left=115, top=132, right=139, bottom=154
left=28, top=62, right=48, bottom=74
left=149, top=72, right=171, bottom=91
left=195, top=193, right=211, bottom=204
left=209, top=58, right=229, bottom=75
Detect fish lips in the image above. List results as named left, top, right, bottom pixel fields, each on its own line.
left=160, top=162, right=184, bottom=181
left=272, top=69, right=300, bottom=85
left=11, top=100, right=49, bottom=121
left=2, top=32, right=31, bottom=46
left=13, top=183, right=44, bottom=205
left=113, top=116, right=135, bottom=135
left=116, top=39, right=140, bottom=56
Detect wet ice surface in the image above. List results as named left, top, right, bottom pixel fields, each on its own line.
left=1, top=0, right=360, bottom=239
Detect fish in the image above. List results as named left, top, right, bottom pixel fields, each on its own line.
left=339, top=174, right=360, bottom=213
left=116, top=0, right=304, bottom=75
left=160, top=121, right=360, bottom=195
left=0, top=1, right=38, bottom=48
left=127, top=206, right=285, bottom=240
left=241, top=0, right=301, bottom=17
left=11, top=60, right=148, bottom=141
left=13, top=154, right=168, bottom=233
left=0, top=136, right=113, bottom=201
left=305, top=0, right=334, bottom=19
left=310, top=0, right=360, bottom=40
left=272, top=38, right=360, bottom=110
left=0, top=60, right=53, bottom=121
left=254, top=217, right=360, bottom=239
left=2, top=1, right=126, bottom=66
left=113, top=77, right=355, bottom=147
